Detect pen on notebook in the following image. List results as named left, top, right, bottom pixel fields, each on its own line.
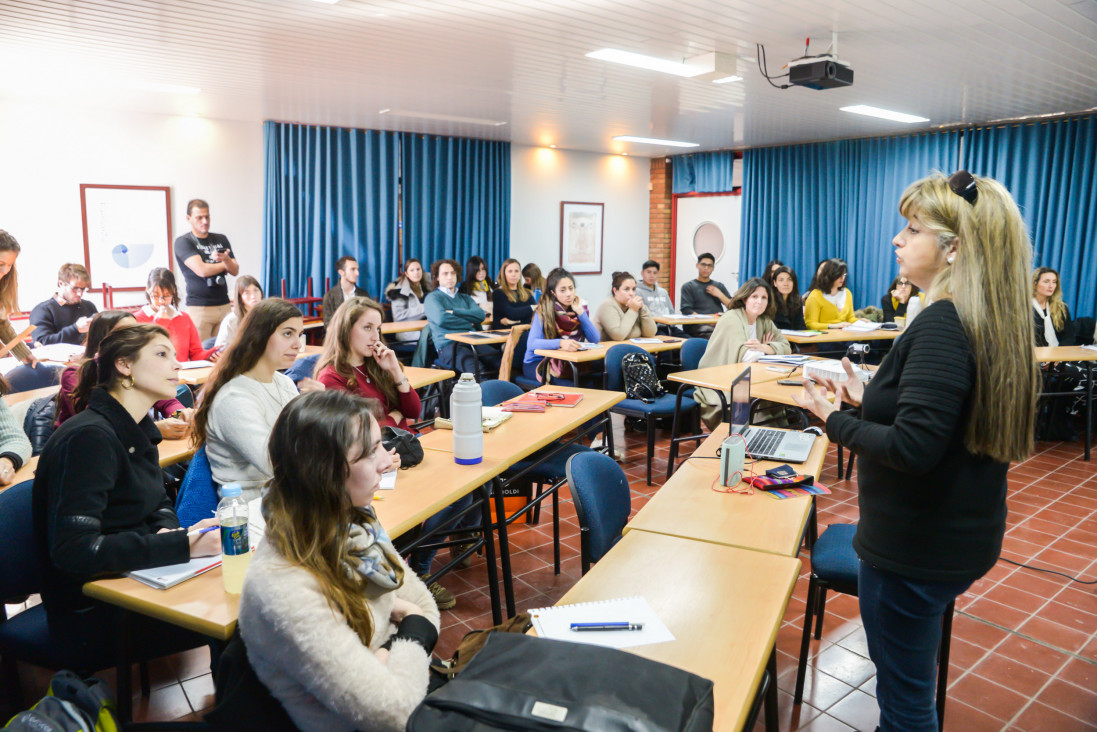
left=569, top=622, right=644, bottom=632
left=187, top=526, right=219, bottom=538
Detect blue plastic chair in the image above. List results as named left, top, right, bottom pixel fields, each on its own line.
left=6, top=364, right=62, bottom=394
left=793, top=523, right=956, bottom=730
left=481, top=380, right=592, bottom=573
left=564, top=452, right=632, bottom=574
left=175, top=446, right=221, bottom=527
left=604, top=344, right=697, bottom=485
left=175, top=383, right=195, bottom=409
left=283, top=353, right=320, bottom=385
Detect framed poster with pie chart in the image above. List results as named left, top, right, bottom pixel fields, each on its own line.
left=80, top=184, right=173, bottom=293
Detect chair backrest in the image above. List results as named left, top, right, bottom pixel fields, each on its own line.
left=175, top=383, right=195, bottom=409
left=497, top=324, right=531, bottom=383
left=7, top=365, right=63, bottom=394
left=202, top=336, right=217, bottom=350
left=680, top=338, right=708, bottom=371
left=565, top=452, right=632, bottom=574
left=175, top=446, right=221, bottom=528
left=479, top=379, right=523, bottom=407
left=283, top=353, right=320, bottom=385
left=603, top=344, right=651, bottom=393
left=0, top=480, right=41, bottom=599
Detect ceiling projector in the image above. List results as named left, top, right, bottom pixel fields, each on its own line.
left=787, top=56, right=854, bottom=90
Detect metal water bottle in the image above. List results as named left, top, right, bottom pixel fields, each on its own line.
left=451, top=373, right=483, bottom=465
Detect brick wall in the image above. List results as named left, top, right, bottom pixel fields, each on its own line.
left=648, top=157, right=672, bottom=290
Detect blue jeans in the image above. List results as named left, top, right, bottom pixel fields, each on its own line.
left=858, top=560, right=971, bottom=732
left=412, top=493, right=477, bottom=576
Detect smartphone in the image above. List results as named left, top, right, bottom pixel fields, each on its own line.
left=777, top=379, right=802, bottom=386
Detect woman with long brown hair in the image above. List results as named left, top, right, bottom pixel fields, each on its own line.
left=795, top=172, right=1039, bottom=731
left=491, top=258, right=535, bottom=328
left=239, top=390, right=439, bottom=732
left=522, top=267, right=599, bottom=386
left=192, top=298, right=323, bottom=501
left=214, top=275, right=264, bottom=349
left=385, top=258, right=431, bottom=346
left=0, top=230, right=37, bottom=367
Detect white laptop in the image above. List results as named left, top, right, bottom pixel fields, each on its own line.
left=728, top=366, right=815, bottom=463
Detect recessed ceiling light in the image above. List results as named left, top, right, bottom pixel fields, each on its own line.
left=613, top=135, right=699, bottom=148
left=587, top=49, right=707, bottom=78
left=378, top=109, right=507, bottom=126
left=549, top=144, right=557, bottom=148
left=840, top=105, right=929, bottom=124
left=712, top=75, right=742, bottom=84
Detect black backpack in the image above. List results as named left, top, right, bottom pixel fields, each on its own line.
left=4, top=670, right=119, bottom=731
left=23, top=395, right=57, bottom=456
left=622, top=352, right=665, bottom=403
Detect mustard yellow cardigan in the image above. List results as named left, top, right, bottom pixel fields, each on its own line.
left=804, top=289, right=856, bottom=330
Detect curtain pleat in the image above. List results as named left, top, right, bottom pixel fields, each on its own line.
left=673, top=150, right=738, bottom=194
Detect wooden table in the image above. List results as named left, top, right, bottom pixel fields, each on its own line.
left=786, top=328, right=900, bottom=344
left=382, top=319, right=427, bottom=335
left=404, top=367, right=454, bottom=390
left=1036, top=345, right=1097, bottom=460
left=550, top=531, right=801, bottom=732
left=7, top=437, right=195, bottom=493
left=534, top=336, right=686, bottom=384
left=626, top=423, right=828, bottom=558
left=653, top=314, right=721, bottom=326
left=444, top=330, right=511, bottom=346
left=668, top=362, right=800, bottom=392
left=3, top=383, right=61, bottom=406
left=179, top=345, right=323, bottom=386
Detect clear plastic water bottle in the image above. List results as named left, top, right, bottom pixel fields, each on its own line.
left=451, top=373, right=483, bottom=465
left=216, top=483, right=250, bottom=594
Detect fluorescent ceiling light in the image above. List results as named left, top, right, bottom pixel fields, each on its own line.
left=841, top=105, right=928, bottom=124
left=613, top=135, right=699, bottom=148
left=125, top=81, right=201, bottom=95
left=712, top=75, right=742, bottom=84
left=587, top=49, right=707, bottom=78
left=378, top=109, right=506, bottom=126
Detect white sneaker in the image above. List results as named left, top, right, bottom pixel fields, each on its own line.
left=590, top=437, right=626, bottom=462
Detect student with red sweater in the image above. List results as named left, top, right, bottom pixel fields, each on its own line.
left=135, top=268, right=221, bottom=363
left=314, top=297, right=420, bottom=432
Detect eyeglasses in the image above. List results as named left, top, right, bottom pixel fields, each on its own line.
left=948, top=170, right=978, bottom=206
left=65, top=285, right=89, bottom=294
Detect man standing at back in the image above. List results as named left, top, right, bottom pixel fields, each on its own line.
left=321, top=255, right=370, bottom=327
left=174, top=199, right=239, bottom=341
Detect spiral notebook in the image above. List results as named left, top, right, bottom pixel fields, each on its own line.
left=529, top=596, right=675, bottom=649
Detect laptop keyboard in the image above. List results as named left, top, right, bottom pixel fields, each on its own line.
left=745, top=428, right=783, bottom=457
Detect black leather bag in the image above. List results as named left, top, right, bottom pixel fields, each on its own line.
left=622, top=352, right=665, bottom=404
left=407, top=633, right=714, bottom=732
left=382, top=425, right=424, bottom=469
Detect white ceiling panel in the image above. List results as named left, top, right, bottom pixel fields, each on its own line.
left=1, top=0, right=1095, bottom=154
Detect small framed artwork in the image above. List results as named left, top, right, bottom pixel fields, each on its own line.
left=560, top=201, right=604, bottom=275
left=80, top=184, right=174, bottom=292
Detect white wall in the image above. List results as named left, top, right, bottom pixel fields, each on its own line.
left=0, top=99, right=263, bottom=312
left=509, top=146, right=650, bottom=305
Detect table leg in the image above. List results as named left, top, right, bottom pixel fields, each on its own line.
left=1086, top=362, right=1092, bottom=461
left=491, top=481, right=517, bottom=618
left=478, top=483, right=503, bottom=625
left=765, top=647, right=779, bottom=732
left=568, top=361, right=579, bottom=386
left=116, top=610, right=133, bottom=725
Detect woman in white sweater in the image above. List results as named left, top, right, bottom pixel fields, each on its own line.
left=239, top=390, right=440, bottom=732
left=191, top=298, right=323, bottom=501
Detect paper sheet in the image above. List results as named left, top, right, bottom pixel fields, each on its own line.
left=530, top=596, right=675, bottom=650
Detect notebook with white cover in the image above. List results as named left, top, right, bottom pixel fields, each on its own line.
left=128, top=555, right=222, bottom=590
left=845, top=321, right=881, bottom=333
left=529, top=596, right=674, bottom=650
left=180, top=360, right=215, bottom=369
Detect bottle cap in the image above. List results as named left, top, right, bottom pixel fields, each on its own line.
left=459, top=373, right=476, bottom=382
left=222, top=483, right=243, bottom=497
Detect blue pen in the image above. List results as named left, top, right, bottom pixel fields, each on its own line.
left=570, top=622, right=643, bottom=632
left=187, top=526, right=219, bottom=538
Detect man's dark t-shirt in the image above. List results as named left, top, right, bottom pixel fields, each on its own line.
left=174, top=232, right=232, bottom=306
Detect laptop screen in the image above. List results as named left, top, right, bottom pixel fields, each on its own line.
left=729, top=366, right=751, bottom=435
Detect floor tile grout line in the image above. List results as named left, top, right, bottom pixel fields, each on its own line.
left=954, top=609, right=1097, bottom=667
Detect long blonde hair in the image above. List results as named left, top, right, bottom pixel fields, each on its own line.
left=1031, top=267, right=1067, bottom=331
left=496, top=258, right=531, bottom=303
left=314, top=297, right=400, bottom=409
left=899, top=172, right=1038, bottom=463
left=0, top=230, right=21, bottom=316
left=264, top=391, right=383, bottom=644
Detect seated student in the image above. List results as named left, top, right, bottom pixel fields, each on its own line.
left=192, top=298, right=324, bottom=502
left=385, top=258, right=430, bottom=346
left=1032, top=267, right=1075, bottom=347
left=0, top=230, right=37, bottom=367
left=315, top=297, right=421, bottom=432
left=762, top=259, right=785, bottom=285
left=462, top=256, right=494, bottom=319
left=492, top=258, right=536, bottom=328
left=523, top=267, right=599, bottom=385
left=214, top=275, right=263, bottom=349
left=135, top=267, right=221, bottom=362
left=679, top=253, right=732, bottom=335
left=0, top=373, right=31, bottom=487
left=56, top=310, right=189, bottom=439
left=322, top=256, right=370, bottom=328
left=595, top=271, right=657, bottom=341
left=30, top=263, right=98, bottom=346
left=770, top=265, right=807, bottom=331
left=424, top=259, right=500, bottom=375
left=32, top=324, right=221, bottom=664
left=693, top=278, right=791, bottom=428
left=522, top=262, right=545, bottom=303
left=635, top=259, right=675, bottom=316
left=239, top=390, right=439, bottom=732
left=880, top=276, right=922, bottom=323
left=804, top=258, right=858, bottom=330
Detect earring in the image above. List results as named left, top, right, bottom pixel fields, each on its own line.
left=121, top=375, right=135, bottom=390
left=947, top=254, right=955, bottom=264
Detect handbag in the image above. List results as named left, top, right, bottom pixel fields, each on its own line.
left=622, top=352, right=665, bottom=404
left=407, top=633, right=714, bottom=732
left=381, top=425, right=424, bottom=469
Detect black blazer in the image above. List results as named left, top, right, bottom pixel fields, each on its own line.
left=880, top=294, right=909, bottom=323
left=1033, top=304, right=1075, bottom=347
left=491, top=288, right=535, bottom=328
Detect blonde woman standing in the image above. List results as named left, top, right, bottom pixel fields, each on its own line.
left=795, top=172, right=1038, bottom=731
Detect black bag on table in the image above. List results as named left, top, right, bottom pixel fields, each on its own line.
left=382, top=425, right=424, bottom=468
left=406, top=633, right=714, bottom=732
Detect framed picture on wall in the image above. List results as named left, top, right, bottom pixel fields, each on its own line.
left=560, top=201, right=604, bottom=275
left=80, top=184, right=173, bottom=293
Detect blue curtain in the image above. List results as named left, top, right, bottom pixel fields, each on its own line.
left=739, top=131, right=959, bottom=309
left=963, top=116, right=1097, bottom=317
left=263, top=121, right=400, bottom=301
left=401, top=134, right=510, bottom=279
left=673, top=150, right=739, bottom=194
